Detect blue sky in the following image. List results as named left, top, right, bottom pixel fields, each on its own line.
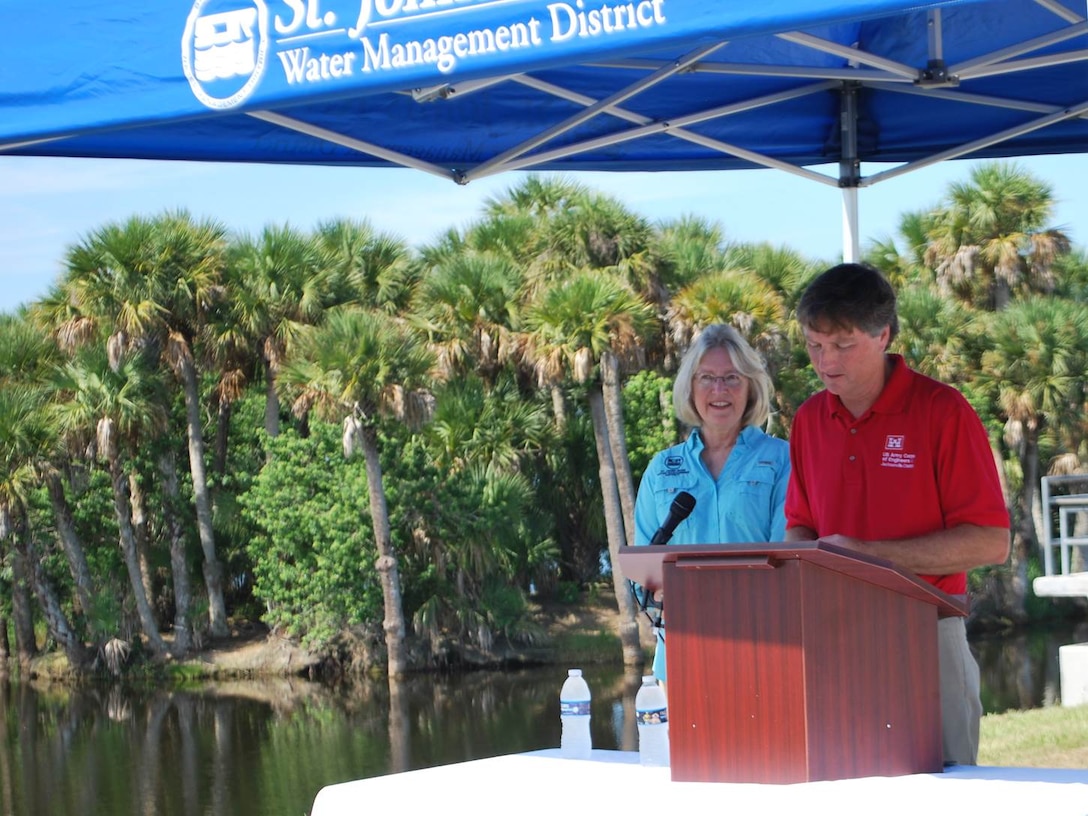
left=2, top=152, right=1086, bottom=315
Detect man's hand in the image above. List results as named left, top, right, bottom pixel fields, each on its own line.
left=817, top=533, right=866, bottom=553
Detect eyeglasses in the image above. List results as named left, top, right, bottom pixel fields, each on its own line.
left=694, top=372, right=744, bottom=389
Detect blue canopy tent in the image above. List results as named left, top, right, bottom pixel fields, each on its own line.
left=4, top=0, right=1087, bottom=259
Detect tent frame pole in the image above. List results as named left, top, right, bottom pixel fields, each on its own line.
left=838, top=81, right=861, bottom=264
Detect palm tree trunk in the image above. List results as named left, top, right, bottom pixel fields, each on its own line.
left=550, top=385, right=568, bottom=432
left=264, top=357, right=281, bottom=438
left=14, top=526, right=90, bottom=668
left=160, top=450, right=193, bottom=655
left=7, top=530, right=37, bottom=665
left=588, top=386, right=644, bottom=670
left=213, top=396, right=231, bottom=477
left=128, top=471, right=156, bottom=618
left=106, top=455, right=168, bottom=657
left=992, top=438, right=1025, bottom=622
left=600, top=351, right=638, bottom=546
left=44, top=472, right=96, bottom=622
left=1006, top=432, right=1040, bottom=623
left=179, top=357, right=229, bottom=638
left=360, top=423, right=408, bottom=677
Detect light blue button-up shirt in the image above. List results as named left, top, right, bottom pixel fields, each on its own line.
left=633, top=424, right=790, bottom=680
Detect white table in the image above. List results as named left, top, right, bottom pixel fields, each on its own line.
left=311, top=749, right=1088, bottom=816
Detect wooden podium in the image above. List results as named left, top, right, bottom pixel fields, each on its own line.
left=617, top=541, right=967, bottom=784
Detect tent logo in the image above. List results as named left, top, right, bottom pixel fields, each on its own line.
left=183, top=0, right=270, bottom=109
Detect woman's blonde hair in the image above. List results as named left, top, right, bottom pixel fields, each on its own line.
left=672, top=324, right=773, bottom=430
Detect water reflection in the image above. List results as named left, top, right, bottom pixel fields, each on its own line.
left=0, top=626, right=1082, bottom=816
left=974, top=621, right=1088, bottom=713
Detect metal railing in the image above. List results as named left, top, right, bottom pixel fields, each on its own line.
left=1040, top=474, right=1088, bottom=576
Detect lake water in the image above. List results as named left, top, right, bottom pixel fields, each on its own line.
left=3, top=624, right=1084, bottom=816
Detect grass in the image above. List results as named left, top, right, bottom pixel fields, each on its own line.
left=980, top=704, right=1088, bottom=768
left=551, top=630, right=625, bottom=664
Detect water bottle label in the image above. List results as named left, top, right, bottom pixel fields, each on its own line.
left=560, top=701, right=590, bottom=717
left=635, top=707, right=668, bottom=725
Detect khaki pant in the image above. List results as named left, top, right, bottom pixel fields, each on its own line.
left=938, top=613, right=982, bottom=765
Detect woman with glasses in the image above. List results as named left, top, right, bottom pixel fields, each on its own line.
left=633, top=323, right=791, bottom=685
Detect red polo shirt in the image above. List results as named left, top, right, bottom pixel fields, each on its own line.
left=785, top=355, right=1010, bottom=595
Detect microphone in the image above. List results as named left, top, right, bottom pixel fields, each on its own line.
left=649, top=491, right=696, bottom=546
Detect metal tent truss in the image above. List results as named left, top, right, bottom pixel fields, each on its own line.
left=231, top=1, right=1088, bottom=258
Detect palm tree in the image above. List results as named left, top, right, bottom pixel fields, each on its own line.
left=279, top=307, right=435, bottom=676
left=480, top=176, right=594, bottom=290
left=224, top=223, right=328, bottom=439
left=315, top=217, right=416, bottom=314
left=974, top=297, right=1088, bottom=617
left=542, top=188, right=663, bottom=303
left=524, top=270, right=656, bottom=669
left=50, top=347, right=169, bottom=657
left=894, top=285, right=977, bottom=386
left=668, top=269, right=787, bottom=354
left=923, top=162, right=1070, bottom=311
left=426, top=374, right=552, bottom=474
left=864, top=210, right=934, bottom=291
left=0, top=312, right=97, bottom=626
left=0, top=382, right=93, bottom=667
left=410, top=251, right=523, bottom=388
left=59, top=210, right=231, bottom=638
left=654, top=215, right=729, bottom=296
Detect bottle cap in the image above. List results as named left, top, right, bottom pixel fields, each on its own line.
left=568, top=668, right=582, bottom=676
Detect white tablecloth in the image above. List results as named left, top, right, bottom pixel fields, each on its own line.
left=311, top=749, right=1088, bottom=816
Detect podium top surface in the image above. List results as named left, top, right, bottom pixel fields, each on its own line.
left=617, top=541, right=968, bottom=618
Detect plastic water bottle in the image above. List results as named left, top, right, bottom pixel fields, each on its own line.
left=635, top=675, right=670, bottom=767
left=559, top=668, right=592, bottom=759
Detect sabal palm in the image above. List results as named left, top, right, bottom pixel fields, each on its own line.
left=865, top=210, right=934, bottom=291
left=923, top=162, right=1070, bottom=311
left=481, top=177, right=603, bottom=289
left=411, top=251, right=523, bottom=387
left=540, top=189, right=661, bottom=299
left=60, top=210, right=230, bottom=638
left=315, top=217, right=416, bottom=313
left=976, top=298, right=1088, bottom=591
left=525, top=270, right=655, bottom=668
left=894, top=285, right=977, bottom=385
left=530, top=188, right=664, bottom=440
left=225, top=223, right=328, bottom=438
left=0, top=313, right=97, bottom=633
left=654, top=214, right=729, bottom=294
left=483, top=175, right=587, bottom=222
left=427, top=374, right=552, bottom=474
left=279, top=307, right=434, bottom=677
left=49, top=347, right=169, bottom=656
left=720, top=242, right=821, bottom=310
left=669, top=269, right=787, bottom=353
left=0, top=385, right=91, bottom=663
left=0, top=386, right=47, bottom=532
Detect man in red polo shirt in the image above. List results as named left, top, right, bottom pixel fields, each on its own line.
left=784, top=262, right=1010, bottom=766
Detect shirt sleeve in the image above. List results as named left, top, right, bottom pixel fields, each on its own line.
left=634, top=455, right=661, bottom=547
left=784, top=407, right=815, bottom=532
left=933, top=388, right=1010, bottom=530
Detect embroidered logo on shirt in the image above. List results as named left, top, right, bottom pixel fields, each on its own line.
left=881, top=435, right=915, bottom=469
left=662, top=455, right=689, bottom=477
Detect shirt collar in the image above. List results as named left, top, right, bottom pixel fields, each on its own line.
left=690, top=424, right=758, bottom=451
left=826, top=353, right=912, bottom=421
